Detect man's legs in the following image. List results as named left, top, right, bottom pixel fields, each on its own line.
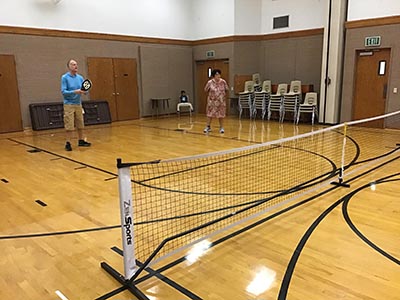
left=64, top=105, right=74, bottom=151
left=75, top=106, right=91, bottom=147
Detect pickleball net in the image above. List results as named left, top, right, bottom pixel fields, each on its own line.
left=99, top=110, right=400, bottom=300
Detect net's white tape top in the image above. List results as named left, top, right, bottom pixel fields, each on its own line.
left=164, top=110, right=400, bottom=163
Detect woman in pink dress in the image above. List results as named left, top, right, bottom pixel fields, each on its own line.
left=203, top=69, right=229, bottom=134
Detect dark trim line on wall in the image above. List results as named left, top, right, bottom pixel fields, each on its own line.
left=193, top=28, right=324, bottom=45
left=0, top=25, right=323, bottom=46
left=346, top=15, right=400, bottom=29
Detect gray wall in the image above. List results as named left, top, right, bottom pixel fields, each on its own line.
left=261, top=35, right=323, bottom=92
left=233, top=41, right=262, bottom=76
left=0, top=33, right=140, bottom=127
left=1, top=31, right=324, bottom=129
left=140, top=45, right=193, bottom=116
left=341, top=23, right=400, bottom=126
left=192, top=36, right=323, bottom=97
left=0, top=33, right=193, bottom=127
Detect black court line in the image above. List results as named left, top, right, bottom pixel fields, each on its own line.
left=352, top=145, right=400, bottom=166
left=134, top=127, right=359, bottom=192
left=104, top=176, right=118, bottom=181
left=8, top=138, right=117, bottom=178
left=35, top=200, right=47, bottom=207
left=277, top=155, right=400, bottom=300
left=126, top=153, right=400, bottom=292
left=0, top=225, right=120, bottom=240
left=0, top=123, right=115, bottom=141
left=96, top=286, right=128, bottom=300
left=74, top=166, right=87, bottom=170
left=50, top=157, right=62, bottom=161
left=111, top=247, right=202, bottom=300
left=98, top=161, right=349, bottom=299
left=3, top=145, right=398, bottom=299
left=5, top=127, right=397, bottom=298
left=0, top=116, right=327, bottom=143
left=136, top=144, right=281, bottom=184
left=127, top=167, right=339, bottom=227
left=342, top=176, right=400, bottom=265
left=135, top=144, right=338, bottom=196
left=133, top=123, right=263, bottom=144
left=0, top=131, right=381, bottom=242
left=27, top=148, right=41, bottom=153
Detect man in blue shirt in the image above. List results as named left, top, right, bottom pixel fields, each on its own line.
left=61, top=59, right=91, bottom=151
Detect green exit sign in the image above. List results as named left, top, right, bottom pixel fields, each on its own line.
left=365, top=36, right=381, bottom=47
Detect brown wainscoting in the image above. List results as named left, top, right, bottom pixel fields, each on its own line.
left=193, top=28, right=323, bottom=45
left=193, top=36, right=236, bottom=45
left=0, top=25, right=324, bottom=46
left=261, top=28, right=324, bottom=40
left=346, top=15, right=400, bottom=29
left=0, top=25, right=192, bottom=46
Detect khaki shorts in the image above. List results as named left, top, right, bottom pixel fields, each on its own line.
left=64, top=104, right=84, bottom=131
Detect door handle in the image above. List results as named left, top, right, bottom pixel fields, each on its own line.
left=383, top=84, right=387, bottom=99
left=112, top=92, right=116, bottom=96
left=116, top=92, right=120, bottom=96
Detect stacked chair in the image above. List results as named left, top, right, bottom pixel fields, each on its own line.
left=296, top=92, right=318, bottom=125
left=252, top=73, right=262, bottom=92
left=282, top=80, right=302, bottom=123
left=238, top=81, right=255, bottom=119
left=235, top=75, right=318, bottom=125
left=253, top=80, right=271, bottom=120
left=268, top=83, right=288, bottom=122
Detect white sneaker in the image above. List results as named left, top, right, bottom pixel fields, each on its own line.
left=203, top=126, right=211, bottom=133
left=219, top=128, right=225, bottom=134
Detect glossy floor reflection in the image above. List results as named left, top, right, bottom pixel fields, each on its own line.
left=0, top=114, right=399, bottom=300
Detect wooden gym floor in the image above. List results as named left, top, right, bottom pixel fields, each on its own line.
left=0, top=114, right=399, bottom=300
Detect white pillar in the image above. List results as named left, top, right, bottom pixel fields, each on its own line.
left=319, top=0, right=348, bottom=124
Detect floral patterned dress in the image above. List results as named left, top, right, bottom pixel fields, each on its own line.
left=204, top=78, right=229, bottom=118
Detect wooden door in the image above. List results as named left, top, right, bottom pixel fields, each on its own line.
left=88, top=57, right=139, bottom=121
left=353, top=49, right=391, bottom=128
left=0, top=55, right=22, bottom=133
left=113, top=58, right=140, bottom=120
left=196, top=61, right=210, bottom=114
left=87, top=58, right=118, bottom=121
left=196, top=59, right=230, bottom=114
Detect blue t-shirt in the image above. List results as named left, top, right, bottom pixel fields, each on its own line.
left=180, top=95, right=189, bottom=103
left=61, top=72, right=84, bottom=105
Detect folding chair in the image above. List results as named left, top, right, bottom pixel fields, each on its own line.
left=282, top=80, right=302, bottom=122
left=268, top=83, right=287, bottom=122
left=296, top=92, right=318, bottom=125
left=238, top=81, right=255, bottom=119
left=253, top=80, right=271, bottom=120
